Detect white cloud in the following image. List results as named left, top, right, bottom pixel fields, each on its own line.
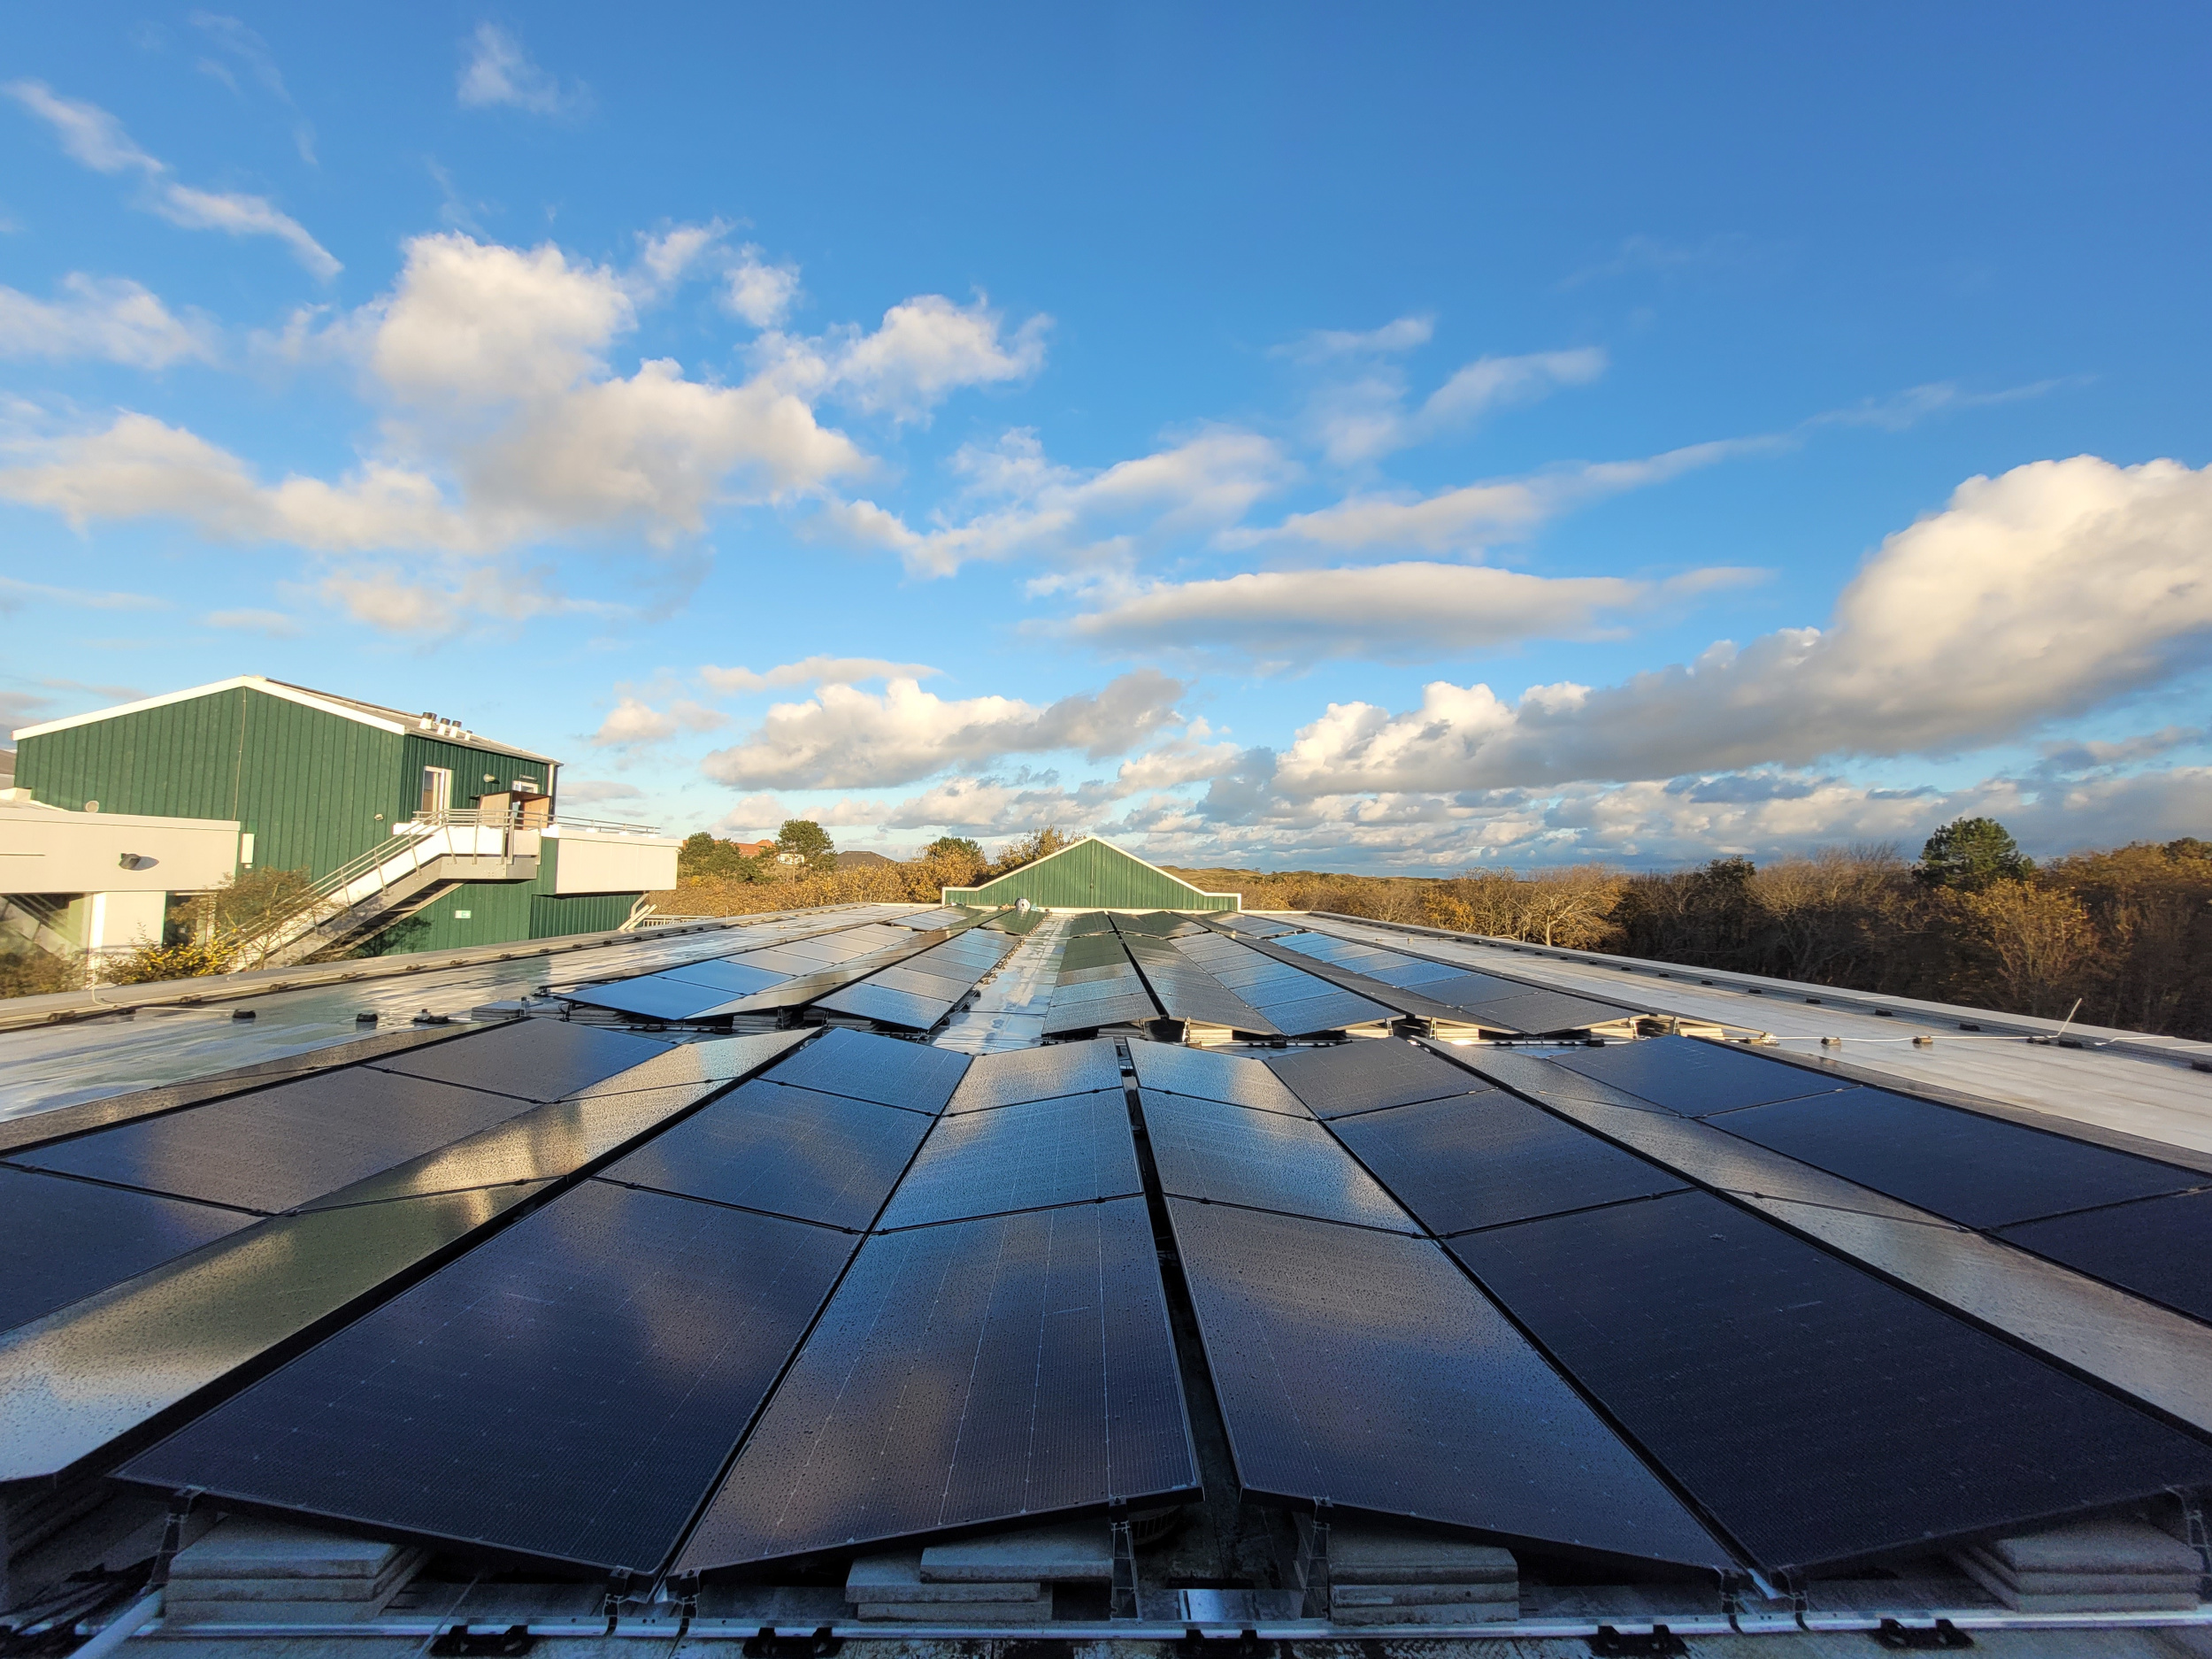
left=591, top=695, right=728, bottom=748
left=1225, top=437, right=1779, bottom=556
left=1276, top=313, right=1436, bottom=362
left=190, top=12, right=316, bottom=165
left=635, top=221, right=727, bottom=290
left=698, top=656, right=939, bottom=694
left=317, top=565, right=623, bottom=633
left=0, top=274, right=214, bottom=368
left=803, top=293, right=1049, bottom=422
left=1271, top=456, right=2212, bottom=796
left=1312, top=345, right=1609, bottom=466
left=712, top=794, right=788, bottom=836
left=457, top=24, right=585, bottom=116
left=700, top=670, right=1187, bottom=789
left=826, top=426, right=1294, bottom=578
left=0, top=231, right=871, bottom=584
left=5, top=80, right=337, bottom=276
left=1071, top=561, right=1760, bottom=664
left=203, top=607, right=302, bottom=636
left=725, top=246, right=800, bottom=328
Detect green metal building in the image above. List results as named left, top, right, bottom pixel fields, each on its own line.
left=11, top=676, right=675, bottom=956
left=942, top=836, right=1240, bottom=911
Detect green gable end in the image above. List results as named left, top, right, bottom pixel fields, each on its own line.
left=944, top=837, right=1240, bottom=911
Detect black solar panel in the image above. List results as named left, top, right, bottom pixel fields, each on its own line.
left=945, top=1039, right=1124, bottom=1113
left=560, top=1031, right=809, bottom=1100
left=123, top=1180, right=855, bottom=1571
left=1540, top=1035, right=1855, bottom=1117
left=563, top=975, right=744, bottom=1021
left=1709, top=1088, right=2196, bottom=1230
left=1043, top=992, right=1156, bottom=1034
left=761, top=1026, right=968, bottom=1114
left=601, top=1079, right=931, bottom=1231
left=877, top=1091, right=1141, bottom=1228
left=1330, top=1093, right=1688, bottom=1235
left=371, top=1020, right=666, bottom=1102
left=1125, top=1042, right=1309, bottom=1117
left=1138, top=1089, right=1417, bottom=1233
left=1165, top=1199, right=1729, bottom=1570
left=1260, top=988, right=1394, bottom=1033
left=815, top=981, right=956, bottom=1030
left=1121, top=937, right=1275, bottom=1032
left=1999, top=1191, right=2212, bottom=1324
left=1449, top=1189, right=2212, bottom=1571
left=1457, top=988, right=1630, bottom=1034
left=16, top=1068, right=537, bottom=1214
left=298, top=1080, right=727, bottom=1210
left=1266, top=1038, right=1479, bottom=1119
left=0, top=1166, right=255, bottom=1334
left=1459, top=1048, right=1675, bottom=1113
left=660, top=958, right=788, bottom=995
left=675, top=1196, right=1197, bottom=1569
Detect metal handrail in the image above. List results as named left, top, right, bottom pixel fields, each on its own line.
left=402, top=808, right=663, bottom=835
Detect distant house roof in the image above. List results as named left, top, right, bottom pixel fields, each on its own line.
left=11, top=676, right=558, bottom=764
left=837, top=849, right=896, bottom=869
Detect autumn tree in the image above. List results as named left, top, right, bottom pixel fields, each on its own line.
left=1917, top=817, right=2032, bottom=891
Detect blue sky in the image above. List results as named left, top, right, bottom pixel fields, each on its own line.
left=4, top=5, right=2209, bottom=870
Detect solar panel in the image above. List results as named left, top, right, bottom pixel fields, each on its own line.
left=296, top=1080, right=726, bottom=1210
left=762, top=1026, right=968, bottom=1114
left=1419, top=969, right=1555, bottom=1006
left=945, top=1039, right=1124, bottom=1113
left=1125, top=1042, right=1309, bottom=1117
left=2000, top=1191, right=2212, bottom=1324
left=601, top=1079, right=932, bottom=1231
left=1121, top=937, right=1275, bottom=1033
left=371, top=1019, right=666, bottom=1102
left=1458, top=1048, right=1675, bottom=1114
left=123, top=1180, right=855, bottom=1572
left=0, top=1166, right=254, bottom=1334
left=1709, top=1087, right=2197, bottom=1230
left=1330, top=1092, right=1688, bottom=1235
left=558, top=1031, right=809, bottom=1100
left=0, top=1181, right=549, bottom=1486
left=876, top=1091, right=1141, bottom=1229
left=1164, top=1199, right=1729, bottom=1570
left=1455, top=988, right=1631, bottom=1034
left=1539, top=1035, right=1855, bottom=1117
left=1043, top=992, right=1157, bottom=1034
left=562, top=975, right=747, bottom=1021
left=1449, top=1189, right=2212, bottom=1571
left=660, top=958, right=789, bottom=995
left=675, top=1197, right=1197, bottom=1570
left=1369, top=957, right=1470, bottom=987
left=1138, top=1089, right=1417, bottom=1233
left=1259, top=988, right=1394, bottom=1033
left=813, top=980, right=956, bottom=1030
left=1266, top=1038, right=1479, bottom=1119
left=16, top=1068, right=538, bottom=1215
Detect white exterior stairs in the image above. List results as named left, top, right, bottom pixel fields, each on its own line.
left=250, top=818, right=541, bottom=967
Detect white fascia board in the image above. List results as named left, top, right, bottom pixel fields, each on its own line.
left=11, top=676, right=407, bottom=742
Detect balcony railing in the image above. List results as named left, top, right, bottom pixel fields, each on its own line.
left=402, top=808, right=664, bottom=836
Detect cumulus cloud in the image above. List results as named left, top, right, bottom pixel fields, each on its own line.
left=5, top=81, right=338, bottom=276
left=1225, top=437, right=1778, bottom=556
left=725, top=246, right=800, bottom=328
left=0, top=232, right=869, bottom=574
left=0, top=274, right=215, bottom=367
left=457, top=23, right=585, bottom=116
left=1071, top=561, right=1760, bottom=664
left=591, top=695, right=728, bottom=748
left=826, top=426, right=1295, bottom=578
left=700, top=669, right=1188, bottom=789
left=698, top=656, right=939, bottom=694
left=1271, top=456, right=2212, bottom=796
left=801, top=293, right=1048, bottom=422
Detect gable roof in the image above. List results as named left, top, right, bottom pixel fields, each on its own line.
left=944, top=835, right=1240, bottom=910
left=12, top=676, right=558, bottom=764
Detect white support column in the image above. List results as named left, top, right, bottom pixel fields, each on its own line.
left=84, top=890, right=167, bottom=952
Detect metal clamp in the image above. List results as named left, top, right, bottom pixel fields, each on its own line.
left=1871, top=1617, right=1973, bottom=1650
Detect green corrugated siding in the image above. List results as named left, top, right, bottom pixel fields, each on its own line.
left=18, top=687, right=554, bottom=883
left=946, top=839, right=1240, bottom=911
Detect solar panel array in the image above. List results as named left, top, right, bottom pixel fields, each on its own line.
left=563, top=921, right=918, bottom=1021
left=1173, top=929, right=1396, bottom=1033
left=813, top=924, right=1018, bottom=1029
left=9, top=947, right=2204, bottom=1596
left=1516, top=1036, right=2212, bottom=1325
left=1043, top=932, right=1160, bottom=1035
left=1276, top=929, right=1633, bottom=1034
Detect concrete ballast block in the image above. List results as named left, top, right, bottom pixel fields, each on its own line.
left=919, top=1520, right=1113, bottom=1583
left=847, top=1553, right=1044, bottom=1604
left=855, top=1600, right=1048, bottom=1624
left=168, top=1517, right=409, bottom=1582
